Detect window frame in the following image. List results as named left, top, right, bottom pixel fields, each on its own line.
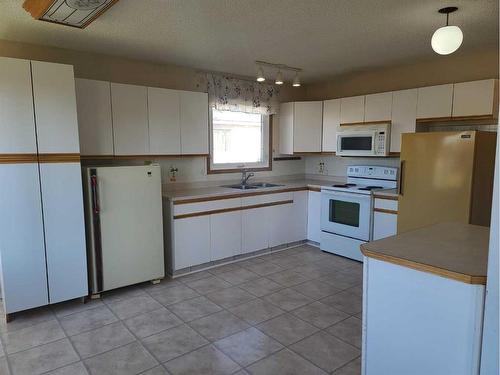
left=207, top=107, right=272, bottom=174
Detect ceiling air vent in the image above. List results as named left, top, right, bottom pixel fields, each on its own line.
left=23, top=0, right=119, bottom=29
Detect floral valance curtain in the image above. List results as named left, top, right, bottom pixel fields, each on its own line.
left=201, top=73, right=280, bottom=115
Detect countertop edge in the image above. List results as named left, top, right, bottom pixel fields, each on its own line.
left=361, top=245, right=487, bottom=285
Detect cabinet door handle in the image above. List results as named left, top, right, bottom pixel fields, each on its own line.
left=91, top=175, right=100, bottom=214
left=398, top=160, right=405, bottom=196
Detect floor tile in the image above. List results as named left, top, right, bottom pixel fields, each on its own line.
left=105, top=294, right=163, bottom=320
left=142, top=278, right=183, bottom=292
left=327, top=317, right=362, bottom=348
left=168, top=296, right=222, bottom=322
left=320, top=291, right=362, bottom=315
left=292, top=301, right=349, bottom=329
left=216, top=269, right=260, bottom=285
left=0, top=357, right=9, bottom=375
left=70, top=321, right=135, bottom=358
left=0, top=307, right=55, bottom=334
left=184, top=276, right=232, bottom=294
left=228, top=299, right=284, bottom=325
left=45, top=362, right=89, bottom=375
left=8, top=338, right=79, bottom=375
left=51, top=298, right=103, bottom=318
left=1, top=319, right=65, bottom=354
left=331, top=356, right=361, bottom=375
left=141, top=324, right=208, bottom=363
left=164, top=345, right=240, bottom=375
left=263, top=288, right=313, bottom=311
left=246, top=348, right=327, bottom=375
left=140, top=366, right=170, bottom=375
left=206, top=287, right=255, bottom=308
left=268, top=255, right=304, bottom=269
left=238, top=277, right=283, bottom=297
left=242, top=262, right=284, bottom=276
left=102, top=285, right=147, bottom=302
left=290, top=264, right=332, bottom=279
left=317, top=272, right=360, bottom=290
left=59, top=305, right=118, bottom=336
left=291, top=279, right=342, bottom=300
left=177, top=270, right=213, bottom=283
left=289, top=331, right=360, bottom=372
left=84, top=341, right=157, bottom=375
left=148, top=284, right=200, bottom=306
left=215, top=327, right=283, bottom=367
left=345, top=284, right=363, bottom=297
left=189, top=310, right=249, bottom=341
left=123, top=308, right=183, bottom=338
left=256, top=313, right=319, bottom=345
left=266, top=270, right=311, bottom=287
left=208, top=263, right=242, bottom=275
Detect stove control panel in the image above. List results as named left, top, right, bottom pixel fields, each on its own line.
left=347, top=166, right=398, bottom=181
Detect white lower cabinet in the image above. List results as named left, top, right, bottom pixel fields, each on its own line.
left=39, top=163, right=88, bottom=303
left=211, top=211, right=242, bottom=260
left=268, top=203, right=292, bottom=248
left=289, top=191, right=308, bottom=243
left=372, top=197, right=398, bottom=240
left=307, top=191, right=322, bottom=243
left=174, top=216, right=211, bottom=270
left=242, top=207, right=270, bottom=254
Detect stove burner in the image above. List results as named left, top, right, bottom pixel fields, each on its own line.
left=358, top=185, right=383, bottom=191
left=332, top=183, right=357, bottom=188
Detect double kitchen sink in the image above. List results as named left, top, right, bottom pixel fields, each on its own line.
left=222, top=182, right=284, bottom=190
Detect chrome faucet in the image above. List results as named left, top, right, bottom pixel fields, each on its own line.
left=240, top=169, right=255, bottom=185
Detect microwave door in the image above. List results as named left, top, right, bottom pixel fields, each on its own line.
left=337, top=132, right=375, bottom=156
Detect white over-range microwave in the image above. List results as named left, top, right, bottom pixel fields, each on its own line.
left=336, top=123, right=391, bottom=157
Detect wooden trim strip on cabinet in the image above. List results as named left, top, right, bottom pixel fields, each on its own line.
left=308, top=186, right=321, bottom=192
left=361, top=248, right=486, bottom=285
left=80, top=154, right=209, bottom=160
left=373, top=194, right=399, bottom=201
left=172, top=187, right=309, bottom=205
left=0, top=154, right=38, bottom=164
left=173, top=199, right=293, bottom=219
left=416, top=115, right=497, bottom=124
left=38, top=153, right=81, bottom=163
left=373, top=207, right=398, bottom=215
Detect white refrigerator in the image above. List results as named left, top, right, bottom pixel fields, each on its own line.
left=84, top=165, right=165, bottom=295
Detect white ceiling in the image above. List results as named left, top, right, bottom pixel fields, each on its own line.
left=0, top=0, right=498, bottom=82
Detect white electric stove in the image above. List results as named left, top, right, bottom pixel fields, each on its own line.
left=320, top=166, right=398, bottom=261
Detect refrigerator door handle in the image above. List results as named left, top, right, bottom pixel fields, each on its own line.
left=91, top=175, right=100, bottom=214
left=399, top=160, right=405, bottom=196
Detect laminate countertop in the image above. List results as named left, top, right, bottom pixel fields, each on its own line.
left=163, top=178, right=346, bottom=202
left=361, top=222, right=490, bottom=284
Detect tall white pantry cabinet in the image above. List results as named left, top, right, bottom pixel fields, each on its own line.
left=0, top=57, right=87, bottom=317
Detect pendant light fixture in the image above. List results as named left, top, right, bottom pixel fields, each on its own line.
left=256, top=66, right=266, bottom=82
left=431, top=7, right=463, bottom=55
left=292, top=73, right=301, bottom=87
left=275, top=71, right=284, bottom=85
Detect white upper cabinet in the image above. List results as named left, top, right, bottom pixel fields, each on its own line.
left=148, top=87, right=181, bottom=155
left=322, top=99, right=340, bottom=152
left=31, top=61, right=80, bottom=153
left=180, top=91, right=209, bottom=155
left=340, top=95, right=365, bottom=123
left=365, top=92, right=393, bottom=122
left=0, top=57, right=36, bottom=154
left=111, top=83, right=149, bottom=155
left=452, top=79, right=498, bottom=117
left=416, top=84, right=453, bottom=119
left=279, top=102, right=294, bottom=155
left=75, top=79, right=114, bottom=156
left=391, top=89, right=418, bottom=153
left=294, top=101, right=323, bottom=152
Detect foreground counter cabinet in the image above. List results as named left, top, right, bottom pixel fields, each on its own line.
left=361, top=222, right=489, bottom=375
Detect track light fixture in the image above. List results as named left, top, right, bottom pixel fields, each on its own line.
left=431, top=7, right=463, bottom=55
left=255, top=61, right=302, bottom=87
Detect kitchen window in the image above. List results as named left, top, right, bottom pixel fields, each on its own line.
left=208, top=108, right=271, bottom=173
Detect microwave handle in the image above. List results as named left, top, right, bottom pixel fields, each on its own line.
left=398, top=160, right=405, bottom=196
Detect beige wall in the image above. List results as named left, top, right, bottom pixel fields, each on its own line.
left=0, top=39, right=304, bottom=102
left=303, top=47, right=499, bottom=100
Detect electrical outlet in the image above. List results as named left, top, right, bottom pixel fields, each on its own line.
left=318, top=162, right=325, bottom=174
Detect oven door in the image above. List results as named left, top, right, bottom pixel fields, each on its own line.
left=320, top=190, right=372, bottom=241
left=336, top=132, right=376, bottom=156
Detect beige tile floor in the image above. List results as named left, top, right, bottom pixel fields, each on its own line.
left=0, top=244, right=362, bottom=375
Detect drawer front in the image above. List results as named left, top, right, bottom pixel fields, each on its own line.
left=374, top=198, right=398, bottom=211
left=241, top=192, right=292, bottom=206
left=174, top=197, right=241, bottom=216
